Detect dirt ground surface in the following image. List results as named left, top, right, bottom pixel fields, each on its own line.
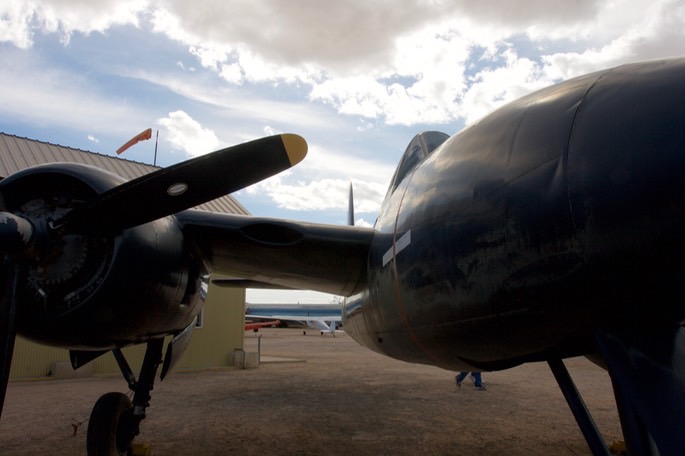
left=1, top=328, right=622, bottom=455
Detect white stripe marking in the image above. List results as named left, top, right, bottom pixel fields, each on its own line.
left=382, top=230, right=412, bottom=267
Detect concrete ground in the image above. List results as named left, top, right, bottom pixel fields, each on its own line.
left=1, top=328, right=622, bottom=455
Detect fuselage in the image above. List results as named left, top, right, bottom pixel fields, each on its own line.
left=343, top=58, right=685, bottom=371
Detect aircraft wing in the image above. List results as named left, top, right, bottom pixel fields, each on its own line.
left=246, top=313, right=341, bottom=334
left=246, top=314, right=342, bottom=322
left=177, top=210, right=373, bottom=296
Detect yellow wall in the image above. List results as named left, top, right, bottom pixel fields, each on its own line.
left=9, top=278, right=245, bottom=379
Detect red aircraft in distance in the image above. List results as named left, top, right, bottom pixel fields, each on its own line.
left=244, top=320, right=280, bottom=332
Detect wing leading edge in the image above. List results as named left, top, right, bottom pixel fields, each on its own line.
left=246, top=314, right=342, bottom=322
left=177, top=210, right=373, bottom=296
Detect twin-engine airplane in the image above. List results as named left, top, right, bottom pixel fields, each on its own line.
left=1, top=57, right=685, bottom=455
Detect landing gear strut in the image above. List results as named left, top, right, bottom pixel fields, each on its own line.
left=86, top=338, right=164, bottom=456
left=548, top=358, right=610, bottom=456
left=550, top=326, right=685, bottom=456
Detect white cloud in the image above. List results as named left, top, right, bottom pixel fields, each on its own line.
left=540, top=0, right=685, bottom=80
left=0, top=51, right=150, bottom=138
left=145, top=0, right=685, bottom=128
left=243, top=137, right=394, bottom=214
left=242, top=136, right=395, bottom=214
left=262, top=126, right=279, bottom=136
left=3, top=0, right=685, bottom=131
left=156, top=110, right=219, bottom=156
left=442, top=0, right=601, bottom=28
left=156, top=1, right=425, bottom=70
left=246, top=288, right=338, bottom=304
left=0, top=0, right=146, bottom=47
left=119, top=69, right=337, bottom=138
left=298, top=142, right=396, bottom=184
left=354, top=218, right=373, bottom=228
left=175, top=60, right=195, bottom=72
left=0, top=0, right=37, bottom=49
left=458, top=47, right=552, bottom=124
left=218, top=62, right=242, bottom=85
left=310, top=76, right=387, bottom=119
left=246, top=175, right=385, bottom=214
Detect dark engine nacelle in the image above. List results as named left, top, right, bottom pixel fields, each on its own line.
left=0, top=163, right=204, bottom=349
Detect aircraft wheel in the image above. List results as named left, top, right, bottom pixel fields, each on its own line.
left=87, top=392, right=135, bottom=456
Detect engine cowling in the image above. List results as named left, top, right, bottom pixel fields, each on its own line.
left=0, top=163, right=204, bottom=349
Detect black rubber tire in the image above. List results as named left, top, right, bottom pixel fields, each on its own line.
left=86, top=392, right=134, bottom=456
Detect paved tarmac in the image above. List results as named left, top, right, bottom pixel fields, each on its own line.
left=1, top=328, right=622, bottom=455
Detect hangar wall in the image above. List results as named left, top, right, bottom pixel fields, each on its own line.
left=9, top=278, right=245, bottom=379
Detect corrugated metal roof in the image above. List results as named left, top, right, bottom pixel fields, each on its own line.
left=0, top=132, right=249, bottom=215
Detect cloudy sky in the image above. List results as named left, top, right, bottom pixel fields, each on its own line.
left=2, top=0, right=685, bottom=302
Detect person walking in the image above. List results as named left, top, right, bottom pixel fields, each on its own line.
left=455, top=371, right=487, bottom=390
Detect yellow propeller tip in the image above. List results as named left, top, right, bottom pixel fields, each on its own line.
left=281, top=134, right=308, bottom=166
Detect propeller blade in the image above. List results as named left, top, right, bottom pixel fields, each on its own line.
left=56, top=134, right=307, bottom=233
left=0, top=262, right=18, bottom=419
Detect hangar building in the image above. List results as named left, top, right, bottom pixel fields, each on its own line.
left=0, top=132, right=248, bottom=379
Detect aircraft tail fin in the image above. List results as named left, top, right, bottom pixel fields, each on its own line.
left=348, top=182, right=355, bottom=226
left=307, top=320, right=338, bottom=336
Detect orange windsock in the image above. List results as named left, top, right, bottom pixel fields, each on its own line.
left=116, top=128, right=153, bottom=155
